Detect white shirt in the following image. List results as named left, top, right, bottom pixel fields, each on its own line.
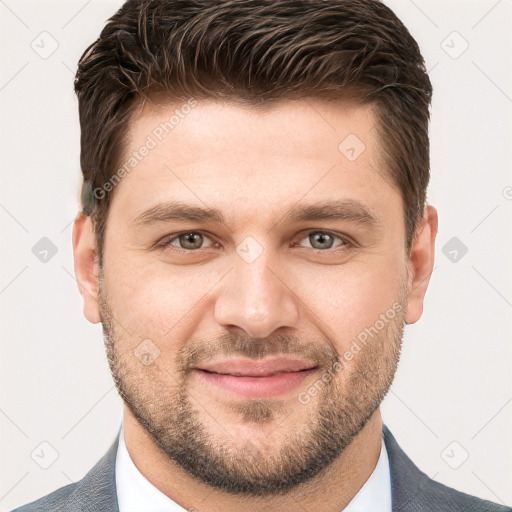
left=115, top=423, right=392, bottom=512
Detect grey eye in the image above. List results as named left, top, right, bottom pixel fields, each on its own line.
left=179, top=232, right=204, bottom=249
left=309, top=232, right=334, bottom=250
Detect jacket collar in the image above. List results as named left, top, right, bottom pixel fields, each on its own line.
left=382, top=425, right=431, bottom=511
left=70, top=428, right=121, bottom=511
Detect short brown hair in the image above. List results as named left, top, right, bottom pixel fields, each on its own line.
left=75, top=0, right=432, bottom=265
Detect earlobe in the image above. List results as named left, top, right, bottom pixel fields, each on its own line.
left=72, top=213, right=101, bottom=324
left=404, top=205, right=438, bottom=325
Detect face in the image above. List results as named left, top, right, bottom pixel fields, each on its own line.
left=76, top=98, right=434, bottom=496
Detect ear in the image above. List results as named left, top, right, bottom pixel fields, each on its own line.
left=405, top=205, right=438, bottom=325
left=72, top=213, right=101, bottom=324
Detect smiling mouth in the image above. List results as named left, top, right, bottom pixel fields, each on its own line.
left=199, top=368, right=317, bottom=378
left=194, top=358, right=319, bottom=398
left=195, top=356, right=318, bottom=377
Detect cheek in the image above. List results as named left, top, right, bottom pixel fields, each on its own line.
left=103, top=258, right=222, bottom=341
left=291, top=256, right=405, bottom=347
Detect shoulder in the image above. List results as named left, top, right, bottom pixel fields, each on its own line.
left=383, top=425, right=512, bottom=512
left=11, top=433, right=120, bottom=512
left=414, top=477, right=511, bottom=512
left=12, top=482, right=82, bottom=512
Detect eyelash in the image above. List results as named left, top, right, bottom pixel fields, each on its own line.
left=156, top=230, right=354, bottom=252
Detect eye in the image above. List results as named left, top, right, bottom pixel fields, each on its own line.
left=159, top=231, right=216, bottom=251
left=295, top=230, right=351, bottom=250
left=157, top=229, right=352, bottom=253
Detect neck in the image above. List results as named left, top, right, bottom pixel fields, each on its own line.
left=122, top=406, right=384, bottom=512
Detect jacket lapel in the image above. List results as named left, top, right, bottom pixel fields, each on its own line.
left=383, top=424, right=432, bottom=511
left=69, top=429, right=121, bottom=512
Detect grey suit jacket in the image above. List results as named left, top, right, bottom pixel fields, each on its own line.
left=12, top=425, right=511, bottom=511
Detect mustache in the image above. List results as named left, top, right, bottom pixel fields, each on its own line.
left=178, top=331, right=340, bottom=370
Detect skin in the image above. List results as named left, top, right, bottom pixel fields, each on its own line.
left=73, top=98, right=437, bottom=511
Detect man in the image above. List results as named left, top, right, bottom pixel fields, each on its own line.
left=13, top=0, right=511, bottom=511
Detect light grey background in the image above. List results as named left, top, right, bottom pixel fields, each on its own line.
left=1, top=0, right=511, bottom=510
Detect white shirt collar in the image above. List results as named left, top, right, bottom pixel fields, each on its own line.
left=115, top=423, right=392, bottom=512
left=343, top=435, right=392, bottom=512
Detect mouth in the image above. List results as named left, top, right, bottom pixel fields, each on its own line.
left=194, top=357, right=319, bottom=398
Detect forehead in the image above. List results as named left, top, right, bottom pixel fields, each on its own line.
left=108, top=97, right=400, bottom=231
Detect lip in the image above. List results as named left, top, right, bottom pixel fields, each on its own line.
left=194, top=357, right=318, bottom=398
left=195, top=357, right=318, bottom=377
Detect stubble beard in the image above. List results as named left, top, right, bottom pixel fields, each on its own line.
left=99, top=280, right=406, bottom=497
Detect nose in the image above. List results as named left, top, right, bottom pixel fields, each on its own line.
left=214, top=253, right=301, bottom=339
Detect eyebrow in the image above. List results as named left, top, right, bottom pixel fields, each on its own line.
left=276, top=199, right=381, bottom=230
left=132, top=199, right=381, bottom=230
left=133, top=201, right=225, bottom=227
